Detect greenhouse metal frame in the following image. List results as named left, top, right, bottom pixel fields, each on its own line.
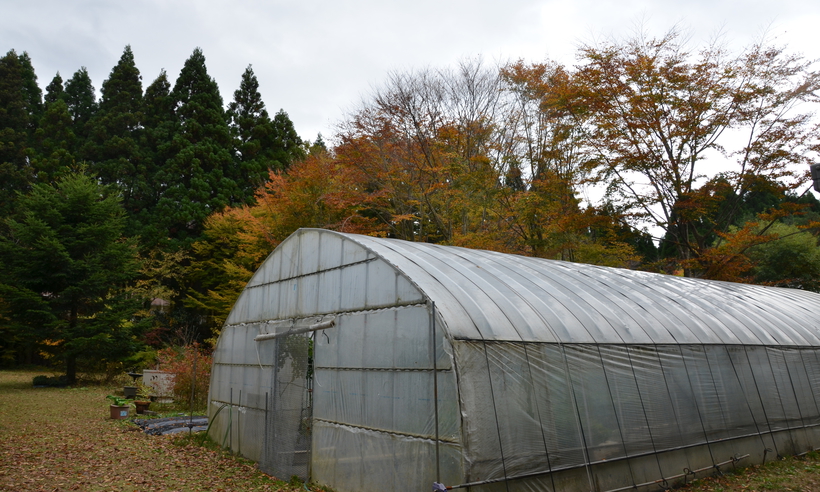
left=208, top=228, right=820, bottom=492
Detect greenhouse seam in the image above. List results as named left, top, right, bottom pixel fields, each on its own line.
left=312, top=418, right=459, bottom=444
left=244, top=257, right=377, bottom=289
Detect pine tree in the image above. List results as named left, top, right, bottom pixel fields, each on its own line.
left=155, top=48, right=237, bottom=248
left=227, top=66, right=304, bottom=198
left=227, top=65, right=270, bottom=195
left=0, top=50, right=34, bottom=215
left=64, top=67, right=97, bottom=150
left=18, top=52, right=43, bottom=134
left=31, top=99, right=76, bottom=184
left=0, top=173, right=147, bottom=382
left=270, top=109, right=304, bottom=169
left=86, top=46, right=144, bottom=212
left=44, top=73, right=65, bottom=105
left=135, top=70, right=176, bottom=246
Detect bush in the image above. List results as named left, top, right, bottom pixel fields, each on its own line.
left=32, top=375, right=69, bottom=387
left=156, top=344, right=212, bottom=411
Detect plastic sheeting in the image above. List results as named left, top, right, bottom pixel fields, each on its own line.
left=351, top=233, right=820, bottom=345
left=455, top=341, right=820, bottom=490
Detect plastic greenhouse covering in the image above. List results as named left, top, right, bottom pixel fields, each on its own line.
left=209, top=229, right=820, bottom=492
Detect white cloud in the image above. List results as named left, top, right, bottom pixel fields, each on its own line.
left=2, top=0, right=817, bottom=141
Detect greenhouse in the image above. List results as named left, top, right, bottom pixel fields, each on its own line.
left=208, top=228, right=820, bottom=492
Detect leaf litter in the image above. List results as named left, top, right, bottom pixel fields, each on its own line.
left=0, top=370, right=325, bottom=492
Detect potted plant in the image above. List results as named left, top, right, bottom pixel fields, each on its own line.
left=106, top=395, right=132, bottom=420
left=133, top=381, right=153, bottom=414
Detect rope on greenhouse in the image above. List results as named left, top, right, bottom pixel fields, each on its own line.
left=780, top=349, right=811, bottom=447
left=628, top=345, right=666, bottom=483
left=763, top=347, right=799, bottom=453
left=703, top=345, right=730, bottom=445
left=597, top=345, right=637, bottom=488
left=481, top=340, right=511, bottom=492
left=742, top=345, right=781, bottom=458
left=725, top=345, right=771, bottom=458
left=561, top=344, right=595, bottom=492
left=676, top=345, right=717, bottom=466
left=523, top=343, right=558, bottom=492
left=798, top=350, right=820, bottom=427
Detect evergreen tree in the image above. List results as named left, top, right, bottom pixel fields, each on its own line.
left=44, top=72, right=65, bottom=105
left=270, top=109, right=304, bottom=170
left=86, top=46, right=144, bottom=212
left=17, top=52, right=43, bottom=134
left=31, top=99, right=76, bottom=184
left=156, top=48, right=237, bottom=248
left=136, top=70, right=176, bottom=246
left=64, top=67, right=97, bottom=149
left=0, top=50, right=33, bottom=215
left=227, top=65, right=271, bottom=195
left=0, top=173, right=148, bottom=382
left=227, top=66, right=303, bottom=196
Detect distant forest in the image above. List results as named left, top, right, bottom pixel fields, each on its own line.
left=1, top=31, right=819, bottom=380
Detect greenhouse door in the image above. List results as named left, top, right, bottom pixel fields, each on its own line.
left=261, top=332, right=313, bottom=481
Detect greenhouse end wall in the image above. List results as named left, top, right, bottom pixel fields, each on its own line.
left=208, top=229, right=462, bottom=492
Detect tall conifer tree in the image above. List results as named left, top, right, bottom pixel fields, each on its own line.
left=156, top=48, right=237, bottom=248
left=271, top=109, right=304, bottom=170
left=136, top=70, right=176, bottom=246
left=64, top=67, right=97, bottom=151
left=227, top=66, right=304, bottom=197
left=0, top=50, right=34, bottom=214
left=86, top=46, right=144, bottom=212
left=44, top=73, right=65, bottom=105
left=32, top=99, right=76, bottom=184
left=18, top=52, right=43, bottom=135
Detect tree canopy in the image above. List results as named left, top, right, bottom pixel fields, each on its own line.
left=0, top=31, right=818, bottom=376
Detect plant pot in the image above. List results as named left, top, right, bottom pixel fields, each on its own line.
left=123, top=386, right=137, bottom=399
left=134, top=400, right=151, bottom=414
left=109, top=404, right=130, bottom=420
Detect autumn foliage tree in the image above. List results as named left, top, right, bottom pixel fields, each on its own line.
left=571, top=30, right=820, bottom=277
left=185, top=150, right=386, bottom=332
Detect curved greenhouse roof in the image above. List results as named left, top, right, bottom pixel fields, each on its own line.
left=271, top=230, right=820, bottom=346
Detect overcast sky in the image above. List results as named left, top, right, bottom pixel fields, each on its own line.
left=2, top=0, right=818, bottom=144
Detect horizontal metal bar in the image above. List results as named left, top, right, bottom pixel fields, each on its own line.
left=603, top=454, right=749, bottom=492
left=314, top=366, right=452, bottom=372
left=212, top=363, right=273, bottom=368
left=224, top=301, right=428, bottom=330
left=255, top=320, right=335, bottom=341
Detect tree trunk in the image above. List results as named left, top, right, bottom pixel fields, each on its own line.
left=66, top=354, right=77, bottom=385
left=66, top=306, right=78, bottom=384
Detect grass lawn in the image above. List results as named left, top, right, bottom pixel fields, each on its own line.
left=0, top=369, right=324, bottom=492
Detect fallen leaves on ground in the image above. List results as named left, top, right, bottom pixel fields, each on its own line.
left=0, top=370, right=312, bottom=492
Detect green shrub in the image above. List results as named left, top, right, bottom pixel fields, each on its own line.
left=32, top=375, right=69, bottom=387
